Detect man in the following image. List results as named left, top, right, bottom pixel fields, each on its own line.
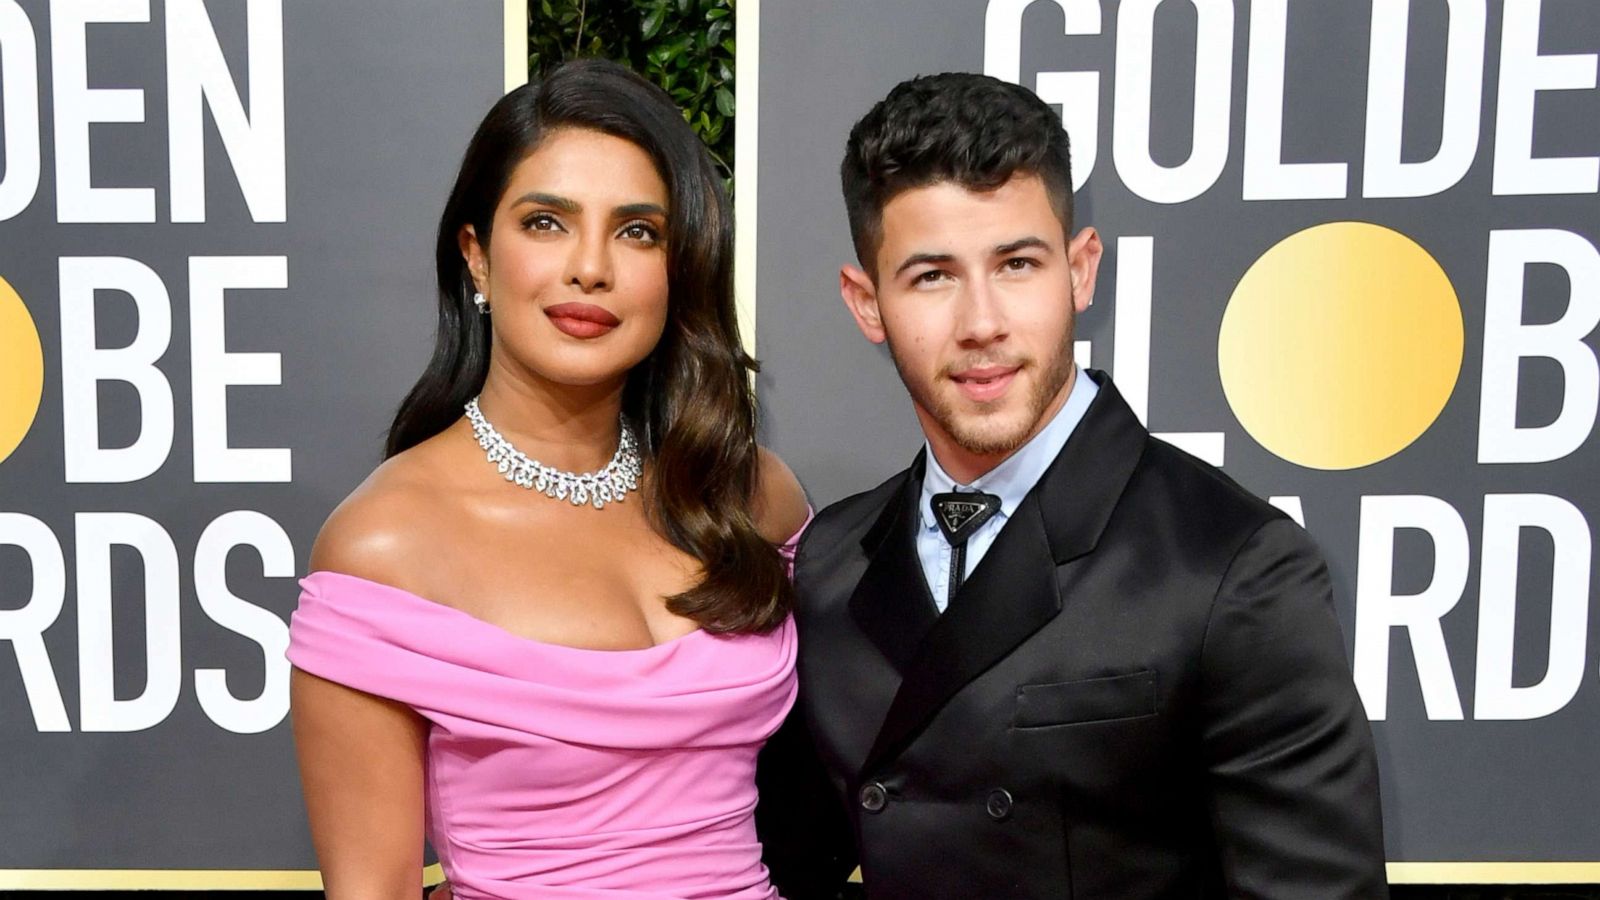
left=756, top=72, right=1387, bottom=899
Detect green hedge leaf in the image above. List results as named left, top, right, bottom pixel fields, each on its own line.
left=532, top=0, right=735, bottom=184
left=642, top=5, right=666, bottom=39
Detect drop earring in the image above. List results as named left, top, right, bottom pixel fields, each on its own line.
left=474, top=292, right=489, bottom=315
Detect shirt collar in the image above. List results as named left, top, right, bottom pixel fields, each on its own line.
left=920, top=366, right=1099, bottom=529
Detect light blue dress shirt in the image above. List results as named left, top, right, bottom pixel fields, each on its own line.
left=917, top=367, right=1100, bottom=612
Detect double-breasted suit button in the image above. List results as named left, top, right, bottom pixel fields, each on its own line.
left=859, top=782, right=888, bottom=813
left=985, top=788, right=1014, bottom=821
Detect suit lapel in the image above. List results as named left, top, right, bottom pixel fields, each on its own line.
left=848, top=451, right=940, bottom=674
left=859, top=372, right=1150, bottom=776
left=1032, top=374, right=1149, bottom=565
left=862, top=491, right=1059, bottom=774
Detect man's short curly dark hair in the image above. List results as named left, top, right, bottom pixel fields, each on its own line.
left=841, top=72, right=1074, bottom=276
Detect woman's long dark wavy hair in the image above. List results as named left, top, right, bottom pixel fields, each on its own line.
left=386, top=59, right=790, bottom=634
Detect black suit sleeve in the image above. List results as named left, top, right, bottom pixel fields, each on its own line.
left=1198, top=517, right=1389, bottom=899
left=756, top=703, right=859, bottom=900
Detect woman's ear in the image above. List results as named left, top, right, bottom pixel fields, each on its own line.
left=459, top=224, right=488, bottom=295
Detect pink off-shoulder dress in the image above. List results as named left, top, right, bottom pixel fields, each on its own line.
left=286, top=531, right=803, bottom=900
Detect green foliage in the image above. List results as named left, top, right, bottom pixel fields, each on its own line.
left=529, top=0, right=737, bottom=180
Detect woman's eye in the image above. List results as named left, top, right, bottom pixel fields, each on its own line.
left=527, top=213, right=561, bottom=231
left=620, top=222, right=660, bottom=243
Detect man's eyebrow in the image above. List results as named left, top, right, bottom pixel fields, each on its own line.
left=512, top=192, right=580, bottom=212
left=615, top=202, right=668, bottom=218
left=894, top=252, right=955, bottom=278
left=995, top=236, right=1050, bottom=255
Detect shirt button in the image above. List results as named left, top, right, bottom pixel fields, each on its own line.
left=859, top=782, right=888, bottom=813
left=986, top=788, right=1014, bottom=821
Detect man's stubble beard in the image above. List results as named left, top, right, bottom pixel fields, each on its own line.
left=887, top=318, right=1076, bottom=459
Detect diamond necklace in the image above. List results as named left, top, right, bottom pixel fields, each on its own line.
left=465, top=397, right=642, bottom=509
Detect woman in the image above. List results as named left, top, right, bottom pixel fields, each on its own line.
left=288, top=59, right=809, bottom=900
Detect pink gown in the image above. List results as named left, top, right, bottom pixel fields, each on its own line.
left=287, top=533, right=801, bottom=900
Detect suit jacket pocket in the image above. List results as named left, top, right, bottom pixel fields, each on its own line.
left=1012, top=670, right=1158, bottom=728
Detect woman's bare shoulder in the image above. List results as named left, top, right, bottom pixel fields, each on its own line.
left=309, top=439, right=460, bottom=586
left=753, top=446, right=809, bottom=544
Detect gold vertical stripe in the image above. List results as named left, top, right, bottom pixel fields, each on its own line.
left=1387, top=863, right=1600, bottom=884
left=732, top=0, right=760, bottom=359
left=4, top=862, right=1598, bottom=889
left=0, top=864, right=443, bottom=890
left=505, top=0, right=530, bottom=91
left=0, top=871, right=325, bottom=890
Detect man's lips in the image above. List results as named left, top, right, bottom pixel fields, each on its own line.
left=949, top=365, right=1020, bottom=402
left=545, top=302, right=620, bottom=338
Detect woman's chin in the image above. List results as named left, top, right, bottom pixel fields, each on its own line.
left=533, top=360, right=643, bottom=391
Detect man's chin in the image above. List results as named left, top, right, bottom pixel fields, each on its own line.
left=940, top=410, right=1036, bottom=458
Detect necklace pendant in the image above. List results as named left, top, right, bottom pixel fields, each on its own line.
left=465, top=397, right=641, bottom=510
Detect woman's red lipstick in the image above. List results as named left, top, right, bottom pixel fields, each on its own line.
left=545, top=302, right=620, bottom=339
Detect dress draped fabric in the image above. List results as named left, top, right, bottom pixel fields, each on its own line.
left=288, top=568, right=797, bottom=900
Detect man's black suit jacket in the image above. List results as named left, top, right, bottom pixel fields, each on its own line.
left=758, top=372, right=1387, bottom=899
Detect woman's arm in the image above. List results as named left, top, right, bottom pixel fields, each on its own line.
left=754, top=447, right=810, bottom=544
left=292, top=667, right=428, bottom=900
left=292, top=483, right=433, bottom=900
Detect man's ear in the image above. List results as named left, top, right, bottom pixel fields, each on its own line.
left=839, top=264, right=887, bottom=344
left=1066, top=226, right=1103, bottom=314
left=459, top=224, right=488, bottom=295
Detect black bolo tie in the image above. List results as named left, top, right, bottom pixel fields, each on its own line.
left=930, top=491, right=1002, bottom=607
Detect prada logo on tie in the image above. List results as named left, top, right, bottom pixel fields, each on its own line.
left=931, top=492, right=1002, bottom=545
left=930, top=491, right=1002, bottom=607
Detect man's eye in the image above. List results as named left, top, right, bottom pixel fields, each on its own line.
left=1004, top=257, right=1037, bottom=271
left=914, top=270, right=949, bottom=285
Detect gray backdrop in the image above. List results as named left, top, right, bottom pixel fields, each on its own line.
left=0, top=0, right=503, bottom=875
left=757, top=0, right=1600, bottom=866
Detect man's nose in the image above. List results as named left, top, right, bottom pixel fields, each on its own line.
left=954, top=281, right=1007, bottom=346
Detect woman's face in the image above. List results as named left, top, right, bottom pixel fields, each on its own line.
left=463, top=127, right=671, bottom=391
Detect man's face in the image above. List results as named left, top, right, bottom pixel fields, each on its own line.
left=840, top=174, right=1102, bottom=475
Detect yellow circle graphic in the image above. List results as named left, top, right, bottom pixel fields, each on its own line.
left=0, top=275, right=45, bottom=466
left=1218, top=222, right=1463, bottom=470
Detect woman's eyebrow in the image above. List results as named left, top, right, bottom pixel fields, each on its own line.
left=511, top=191, right=580, bottom=212
left=614, top=202, right=668, bottom=218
